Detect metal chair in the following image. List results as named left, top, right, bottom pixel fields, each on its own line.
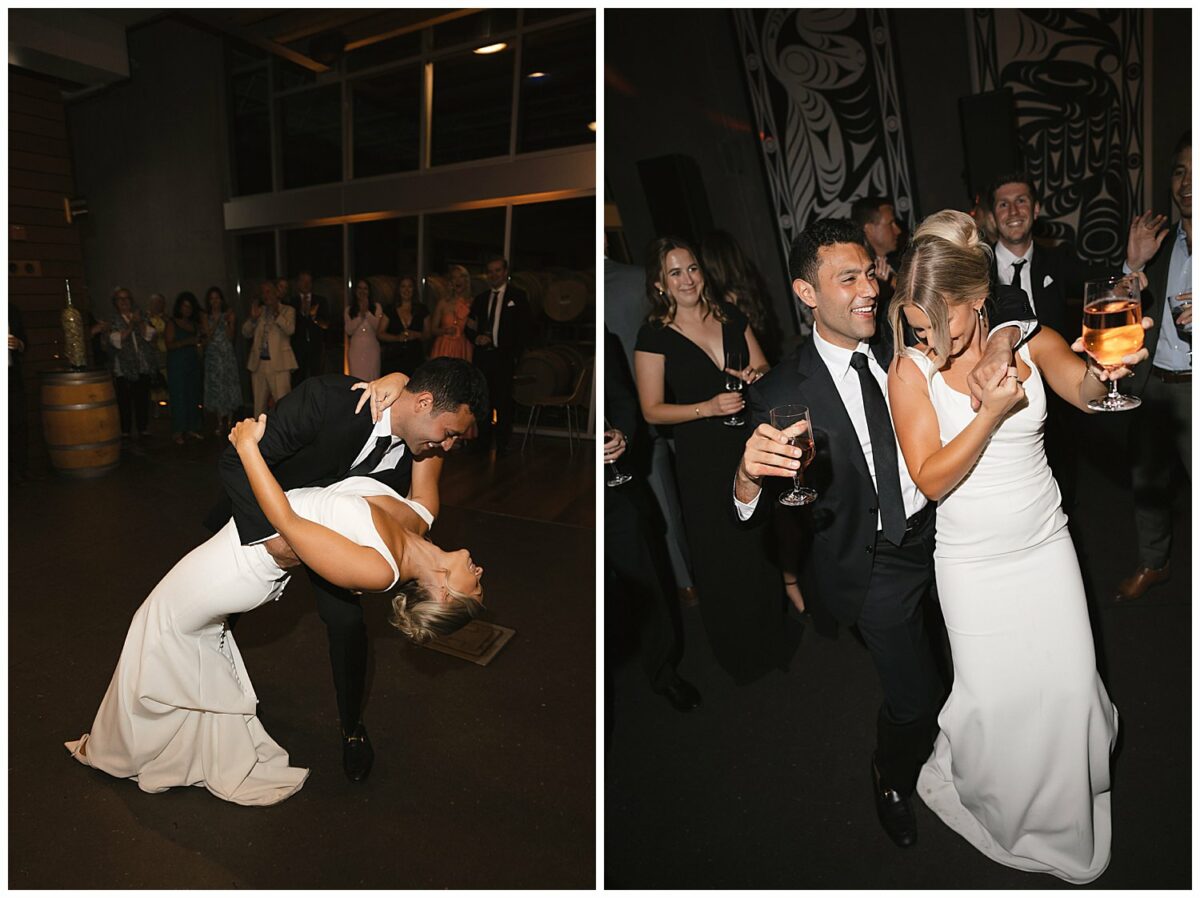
left=521, top=357, right=593, bottom=453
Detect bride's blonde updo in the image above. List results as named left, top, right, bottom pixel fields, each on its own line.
left=389, top=580, right=484, bottom=645
left=889, top=209, right=994, bottom=369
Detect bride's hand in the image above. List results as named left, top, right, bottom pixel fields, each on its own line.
left=352, top=371, right=410, bottom=422
left=228, top=414, right=267, bottom=451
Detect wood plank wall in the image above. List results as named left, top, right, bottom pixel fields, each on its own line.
left=9, top=69, right=91, bottom=469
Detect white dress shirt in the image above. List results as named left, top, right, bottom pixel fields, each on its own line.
left=735, top=327, right=927, bottom=526
left=487, top=283, right=508, bottom=348
left=994, top=242, right=1036, bottom=314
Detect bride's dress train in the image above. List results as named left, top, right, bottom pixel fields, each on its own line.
left=66, top=478, right=413, bottom=807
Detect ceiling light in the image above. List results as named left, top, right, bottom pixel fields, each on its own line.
left=527, top=71, right=547, bottom=79
left=588, top=121, right=597, bottom=132
left=474, top=42, right=507, bottom=55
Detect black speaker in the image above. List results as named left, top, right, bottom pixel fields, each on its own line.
left=636, top=154, right=714, bottom=245
left=958, top=88, right=1022, bottom=201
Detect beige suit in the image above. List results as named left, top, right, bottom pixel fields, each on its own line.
left=242, top=303, right=298, bottom=415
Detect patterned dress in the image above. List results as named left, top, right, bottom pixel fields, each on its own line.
left=203, top=311, right=243, bottom=417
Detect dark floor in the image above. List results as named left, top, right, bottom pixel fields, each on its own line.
left=8, top=425, right=595, bottom=889
left=606, top=420, right=1192, bottom=889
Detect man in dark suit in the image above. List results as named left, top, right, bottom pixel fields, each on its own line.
left=604, top=327, right=700, bottom=727
left=733, top=219, right=1034, bottom=848
left=207, top=357, right=489, bottom=782
left=287, top=270, right=331, bottom=386
left=468, top=255, right=530, bottom=455
left=851, top=195, right=903, bottom=305
left=1115, top=131, right=1192, bottom=601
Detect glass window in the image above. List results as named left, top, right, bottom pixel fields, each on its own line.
left=235, top=231, right=276, bottom=285
left=351, top=217, right=419, bottom=281
left=273, top=55, right=317, bottom=92
left=352, top=67, right=421, bottom=178
left=282, top=225, right=344, bottom=326
left=517, top=23, right=596, bottom=153
left=423, top=207, right=506, bottom=304
left=230, top=69, right=272, bottom=196
left=430, top=47, right=514, bottom=166
left=346, top=30, right=422, bottom=73
left=279, top=85, right=343, bottom=189
left=511, top=197, right=595, bottom=272
left=523, top=9, right=583, bottom=27
left=432, top=10, right=517, bottom=51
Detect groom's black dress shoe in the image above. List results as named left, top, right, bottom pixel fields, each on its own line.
left=343, top=723, right=374, bottom=783
left=655, top=675, right=702, bottom=712
left=872, top=757, right=917, bottom=847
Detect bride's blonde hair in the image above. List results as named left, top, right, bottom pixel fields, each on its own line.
left=889, top=209, right=994, bottom=370
left=389, top=579, right=484, bottom=644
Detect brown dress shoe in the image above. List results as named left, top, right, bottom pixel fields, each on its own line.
left=678, top=586, right=699, bottom=607
left=1115, top=563, right=1170, bottom=601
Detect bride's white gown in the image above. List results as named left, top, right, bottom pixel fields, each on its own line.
left=909, top=346, right=1118, bottom=884
left=66, top=477, right=424, bottom=807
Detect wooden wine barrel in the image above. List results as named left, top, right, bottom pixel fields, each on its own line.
left=514, top=348, right=574, bottom=404
left=40, top=369, right=121, bottom=477
left=544, top=270, right=595, bottom=321
left=511, top=272, right=547, bottom=318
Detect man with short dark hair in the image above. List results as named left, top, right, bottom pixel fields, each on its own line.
left=733, top=218, right=1034, bottom=848
left=208, top=356, right=488, bottom=783
left=1115, top=131, right=1192, bottom=601
left=469, top=255, right=530, bottom=455
left=851, top=196, right=903, bottom=296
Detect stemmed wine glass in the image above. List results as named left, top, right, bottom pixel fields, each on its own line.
left=723, top=350, right=746, bottom=427
left=1081, top=275, right=1144, bottom=412
left=770, top=404, right=817, bottom=506
left=603, top=418, right=632, bottom=487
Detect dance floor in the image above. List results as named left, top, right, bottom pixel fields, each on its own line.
left=8, top=426, right=595, bottom=889
left=606, top=417, right=1191, bottom=889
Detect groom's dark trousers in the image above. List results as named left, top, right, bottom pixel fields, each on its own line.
left=204, top=374, right=415, bottom=734
left=742, top=338, right=941, bottom=795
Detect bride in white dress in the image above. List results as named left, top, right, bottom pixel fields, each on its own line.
left=885, top=211, right=1143, bottom=883
left=66, top=414, right=485, bottom=807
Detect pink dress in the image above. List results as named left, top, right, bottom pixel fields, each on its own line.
left=430, top=297, right=473, bottom=362
left=345, top=304, right=383, bottom=380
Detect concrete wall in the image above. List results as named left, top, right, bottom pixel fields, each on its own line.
left=67, top=17, right=234, bottom=316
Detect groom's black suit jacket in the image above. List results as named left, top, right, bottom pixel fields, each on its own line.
left=204, top=374, right=413, bottom=544
left=741, top=284, right=1034, bottom=625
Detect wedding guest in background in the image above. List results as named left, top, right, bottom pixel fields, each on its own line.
left=380, top=274, right=428, bottom=375
left=166, top=291, right=204, bottom=444
left=345, top=279, right=385, bottom=381
left=469, top=255, right=531, bottom=456
left=699, top=229, right=783, bottom=364
left=636, top=236, right=798, bottom=685
left=1115, top=130, right=1192, bottom=602
left=605, top=326, right=701, bottom=726
left=431, top=265, right=474, bottom=362
left=202, top=286, right=242, bottom=436
left=852, top=196, right=904, bottom=301
left=107, top=287, right=158, bottom=440
left=242, top=281, right=297, bottom=417
left=288, top=270, right=330, bottom=386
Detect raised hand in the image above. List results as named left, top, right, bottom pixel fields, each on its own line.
left=966, top=327, right=1019, bottom=412
left=1125, top=211, right=1169, bottom=272
left=228, top=414, right=268, bottom=451
left=738, top=422, right=804, bottom=483
left=979, top=365, right=1025, bottom=421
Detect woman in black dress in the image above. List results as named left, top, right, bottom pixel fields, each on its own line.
left=380, top=275, right=429, bottom=375
left=633, top=237, right=799, bottom=684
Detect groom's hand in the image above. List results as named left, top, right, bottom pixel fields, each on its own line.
left=264, top=536, right=301, bottom=569
left=967, top=326, right=1020, bottom=411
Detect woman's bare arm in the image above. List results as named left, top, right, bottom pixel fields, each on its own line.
left=634, top=350, right=743, bottom=424
left=889, top=354, right=1020, bottom=501
left=230, top=416, right=394, bottom=592
left=1027, top=328, right=1106, bottom=412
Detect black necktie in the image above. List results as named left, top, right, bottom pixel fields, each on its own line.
left=1010, top=258, right=1027, bottom=287
left=488, top=291, right=499, bottom=340
left=347, top=435, right=392, bottom=477
left=850, top=352, right=907, bottom=545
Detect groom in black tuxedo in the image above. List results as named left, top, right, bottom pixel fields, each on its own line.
left=733, top=219, right=1035, bottom=847
left=206, top=357, right=489, bottom=782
